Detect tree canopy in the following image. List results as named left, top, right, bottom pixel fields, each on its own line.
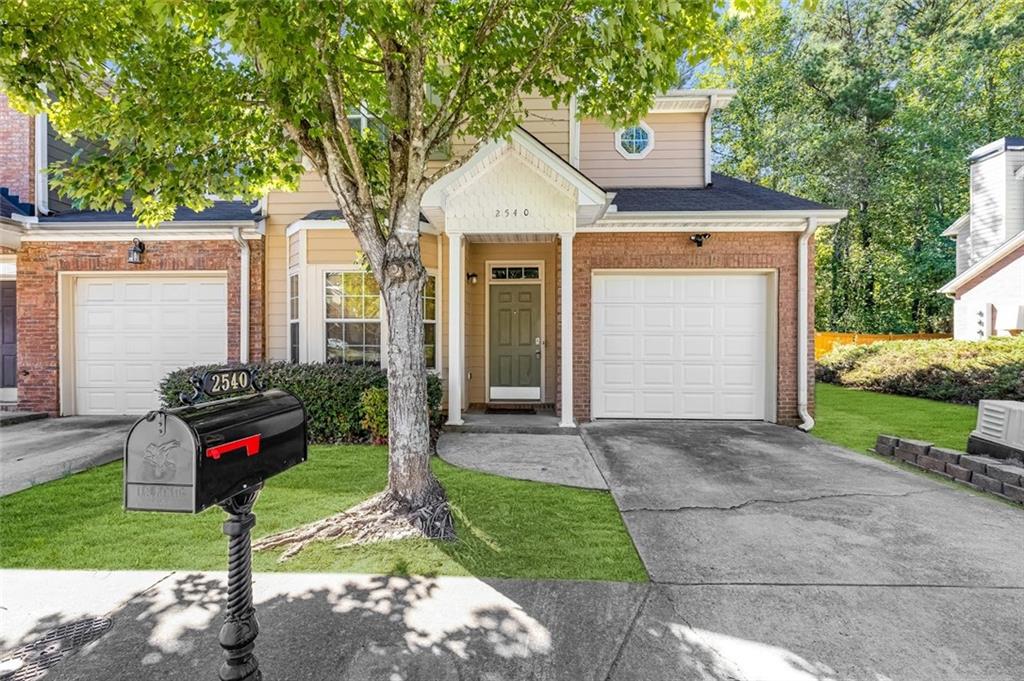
left=701, top=0, right=1024, bottom=333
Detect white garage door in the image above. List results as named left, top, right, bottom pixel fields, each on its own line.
left=74, top=276, right=228, bottom=415
left=592, top=273, right=769, bottom=420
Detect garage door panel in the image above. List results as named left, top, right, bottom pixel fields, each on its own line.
left=600, top=304, right=636, bottom=329
left=641, top=392, right=675, bottom=417
left=74, top=276, right=227, bottom=415
left=681, top=306, right=714, bottom=329
left=592, top=273, right=767, bottom=420
left=641, top=335, right=674, bottom=358
left=598, top=362, right=635, bottom=387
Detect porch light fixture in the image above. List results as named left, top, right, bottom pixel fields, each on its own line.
left=467, top=272, right=479, bottom=285
left=689, top=233, right=711, bottom=248
left=127, top=237, right=145, bottom=264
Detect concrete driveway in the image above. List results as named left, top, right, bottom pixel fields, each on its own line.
left=0, top=416, right=136, bottom=496
left=582, top=420, right=1024, bottom=680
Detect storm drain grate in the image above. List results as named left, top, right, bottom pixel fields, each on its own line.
left=0, top=617, right=113, bottom=681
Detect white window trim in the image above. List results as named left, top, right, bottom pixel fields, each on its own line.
left=324, top=269, right=384, bottom=366
left=614, top=121, right=655, bottom=160
left=305, top=264, right=440, bottom=371
left=287, top=270, right=300, bottom=363
left=483, top=259, right=546, bottom=403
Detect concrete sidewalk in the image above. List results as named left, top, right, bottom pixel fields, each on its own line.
left=3, top=569, right=1022, bottom=680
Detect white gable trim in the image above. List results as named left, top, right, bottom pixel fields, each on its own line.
left=941, top=213, right=970, bottom=238
left=939, top=230, right=1024, bottom=294
left=422, top=127, right=608, bottom=231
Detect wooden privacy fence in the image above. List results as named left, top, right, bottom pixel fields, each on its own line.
left=814, top=332, right=951, bottom=359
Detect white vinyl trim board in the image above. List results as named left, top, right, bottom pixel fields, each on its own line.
left=591, top=270, right=776, bottom=420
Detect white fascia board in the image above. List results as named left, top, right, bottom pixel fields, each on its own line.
left=588, top=208, right=848, bottom=228
left=0, top=221, right=25, bottom=249
left=941, top=213, right=970, bottom=237
left=285, top=218, right=438, bottom=238
left=22, top=229, right=264, bottom=242
left=938, top=230, right=1024, bottom=294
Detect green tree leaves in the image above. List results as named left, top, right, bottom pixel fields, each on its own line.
left=703, top=0, right=1024, bottom=333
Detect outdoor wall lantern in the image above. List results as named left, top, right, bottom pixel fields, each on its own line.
left=689, top=233, right=712, bottom=248
left=467, top=272, right=479, bottom=285
left=127, top=238, right=146, bottom=264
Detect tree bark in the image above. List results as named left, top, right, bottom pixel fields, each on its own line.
left=380, top=202, right=448, bottom=511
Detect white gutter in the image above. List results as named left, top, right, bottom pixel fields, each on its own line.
left=797, top=217, right=818, bottom=431
left=594, top=209, right=849, bottom=224
left=34, top=114, right=49, bottom=215
left=232, top=226, right=250, bottom=364
left=703, top=94, right=716, bottom=187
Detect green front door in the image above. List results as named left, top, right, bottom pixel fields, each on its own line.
left=489, top=284, right=542, bottom=400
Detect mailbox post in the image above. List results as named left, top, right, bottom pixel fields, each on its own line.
left=124, top=369, right=307, bottom=681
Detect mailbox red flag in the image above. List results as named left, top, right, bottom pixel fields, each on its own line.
left=205, top=434, right=261, bottom=461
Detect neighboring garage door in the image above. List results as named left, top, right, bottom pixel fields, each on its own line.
left=591, top=272, right=769, bottom=419
left=74, top=276, right=228, bottom=415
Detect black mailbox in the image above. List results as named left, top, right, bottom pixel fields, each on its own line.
left=124, top=388, right=307, bottom=513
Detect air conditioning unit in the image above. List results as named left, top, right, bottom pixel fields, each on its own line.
left=968, top=400, right=1024, bottom=460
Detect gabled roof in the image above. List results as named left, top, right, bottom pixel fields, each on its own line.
left=939, top=230, right=1024, bottom=295
left=38, top=200, right=258, bottom=224
left=941, top=213, right=970, bottom=238
left=608, top=174, right=833, bottom=213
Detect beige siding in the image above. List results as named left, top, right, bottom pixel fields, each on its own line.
left=463, top=241, right=557, bottom=405
left=519, top=95, right=570, bottom=161
left=264, top=171, right=339, bottom=360
left=579, top=113, right=704, bottom=188
left=287, top=232, right=301, bottom=269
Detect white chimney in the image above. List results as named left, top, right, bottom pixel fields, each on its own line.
left=967, top=137, right=1024, bottom=267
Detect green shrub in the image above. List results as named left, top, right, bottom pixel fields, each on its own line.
left=816, top=337, right=1024, bottom=404
left=359, top=386, right=389, bottom=444
left=159, top=362, right=443, bottom=444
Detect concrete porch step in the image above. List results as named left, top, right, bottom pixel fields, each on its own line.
left=445, top=410, right=578, bottom=435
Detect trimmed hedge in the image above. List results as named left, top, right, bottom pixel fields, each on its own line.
left=159, top=362, right=442, bottom=444
left=816, top=337, right=1024, bottom=404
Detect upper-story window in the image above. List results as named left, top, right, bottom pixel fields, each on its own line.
left=615, top=122, right=654, bottom=159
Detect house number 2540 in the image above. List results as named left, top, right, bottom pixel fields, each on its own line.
left=495, top=208, right=529, bottom=217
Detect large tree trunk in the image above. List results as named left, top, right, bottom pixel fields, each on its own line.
left=380, top=231, right=445, bottom=509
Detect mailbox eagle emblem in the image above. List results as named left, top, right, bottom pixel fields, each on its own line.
left=143, top=439, right=181, bottom=480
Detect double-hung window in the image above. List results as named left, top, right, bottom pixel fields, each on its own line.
left=325, top=271, right=381, bottom=365
left=288, top=273, right=300, bottom=363
left=423, top=274, right=437, bottom=369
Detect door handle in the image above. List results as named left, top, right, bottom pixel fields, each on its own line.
left=534, top=350, right=541, bottom=358
left=535, top=337, right=541, bottom=346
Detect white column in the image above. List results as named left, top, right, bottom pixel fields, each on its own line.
left=559, top=232, right=575, bottom=427
left=446, top=234, right=465, bottom=425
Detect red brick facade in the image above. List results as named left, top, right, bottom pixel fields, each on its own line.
left=561, top=231, right=815, bottom=425
left=16, top=238, right=264, bottom=414
left=0, top=93, right=34, bottom=204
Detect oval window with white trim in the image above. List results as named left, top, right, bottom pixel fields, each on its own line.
left=615, top=122, right=654, bottom=159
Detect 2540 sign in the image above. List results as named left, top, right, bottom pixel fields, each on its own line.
left=494, top=208, right=530, bottom=217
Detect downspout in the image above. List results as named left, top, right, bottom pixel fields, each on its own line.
left=233, top=226, right=250, bottom=364
left=797, top=217, right=818, bottom=431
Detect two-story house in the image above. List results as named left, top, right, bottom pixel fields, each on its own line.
left=0, top=90, right=847, bottom=427
left=939, top=137, right=1024, bottom=339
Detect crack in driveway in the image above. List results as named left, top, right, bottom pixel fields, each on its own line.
left=619, top=489, right=934, bottom=514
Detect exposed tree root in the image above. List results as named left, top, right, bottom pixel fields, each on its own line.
left=253, top=489, right=455, bottom=561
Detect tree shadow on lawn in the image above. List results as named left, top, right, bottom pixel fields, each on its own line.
left=0, top=571, right=649, bottom=681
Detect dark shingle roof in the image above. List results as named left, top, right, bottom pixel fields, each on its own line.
left=0, top=188, right=32, bottom=219
left=39, top=200, right=258, bottom=223
left=302, top=208, right=430, bottom=223
left=608, top=173, right=833, bottom=213
left=303, top=209, right=344, bottom=221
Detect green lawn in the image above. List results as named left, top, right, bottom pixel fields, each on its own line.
left=814, top=382, right=978, bottom=454
left=0, top=445, right=646, bottom=582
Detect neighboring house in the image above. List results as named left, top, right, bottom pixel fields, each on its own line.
left=0, top=90, right=847, bottom=427
left=939, top=137, right=1024, bottom=339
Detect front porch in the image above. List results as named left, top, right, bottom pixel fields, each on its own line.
left=444, top=404, right=575, bottom=435
left=421, top=128, right=608, bottom=431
